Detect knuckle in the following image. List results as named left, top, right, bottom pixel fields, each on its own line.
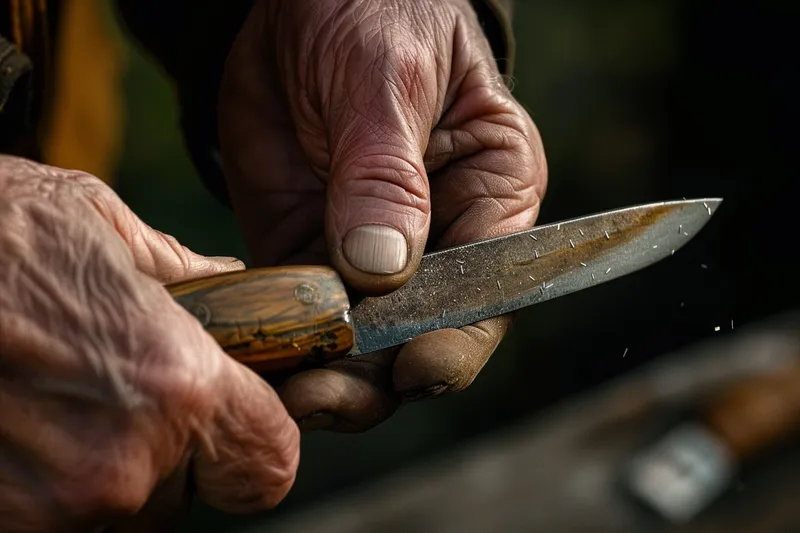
left=329, top=153, right=431, bottom=238
left=0, top=156, right=78, bottom=204
left=337, top=155, right=429, bottom=208
left=137, top=316, right=219, bottom=412
left=207, top=420, right=300, bottom=513
left=262, top=422, right=301, bottom=508
left=0, top=154, right=132, bottom=240
left=492, top=100, right=547, bottom=198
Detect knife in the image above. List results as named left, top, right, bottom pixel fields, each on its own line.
left=166, top=198, right=721, bottom=373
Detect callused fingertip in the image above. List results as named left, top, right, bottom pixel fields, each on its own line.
left=207, top=256, right=246, bottom=271
left=342, top=224, right=408, bottom=275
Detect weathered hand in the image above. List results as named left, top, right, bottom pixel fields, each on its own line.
left=0, top=156, right=299, bottom=532
left=219, top=0, right=547, bottom=431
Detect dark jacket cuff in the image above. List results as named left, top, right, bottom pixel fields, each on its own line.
left=114, top=0, right=254, bottom=207
left=171, top=1, right=254, bottom=207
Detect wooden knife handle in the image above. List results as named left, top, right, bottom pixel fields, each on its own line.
left=166, top=265, right=354, bottom=373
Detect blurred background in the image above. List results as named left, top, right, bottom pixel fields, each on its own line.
left=44, top=1, right=799, bottom=531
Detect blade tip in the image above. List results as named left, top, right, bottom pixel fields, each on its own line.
left=673, top=197, right=723, bottom=216
left=676, top=197, right=723, bottom=205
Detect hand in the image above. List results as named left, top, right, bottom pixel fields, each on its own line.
left=0, top=156, right=299, bottom=532
left=218, top=0, right=547, bottom=431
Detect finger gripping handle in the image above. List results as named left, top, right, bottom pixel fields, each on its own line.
left=166, top=266, right=354, bottom=372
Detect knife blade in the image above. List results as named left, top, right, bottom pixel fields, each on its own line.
left=167, top=198, right=721, bottom=372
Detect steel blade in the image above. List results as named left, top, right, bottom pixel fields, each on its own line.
left=348, top=198, right=721, bottom=355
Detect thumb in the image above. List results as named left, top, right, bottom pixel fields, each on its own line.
left=79, top=175, right=245, bottom=284
left=323, top=48, right=436, bottom=294
left=124, top=225, right=245, bottom=285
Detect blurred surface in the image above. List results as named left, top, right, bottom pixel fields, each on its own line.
left=75, top=0, right=800, bottom=530
left=240, top=312, right=800, bottom=533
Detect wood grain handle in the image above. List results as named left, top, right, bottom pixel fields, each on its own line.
left=166, top=266, right=354, bottom=373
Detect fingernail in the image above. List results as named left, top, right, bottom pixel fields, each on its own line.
left=343, top=225, right=407, bottom=274
left=296, top=412, right=336, bottom=432
left=402, top=383, right=448, bottom=401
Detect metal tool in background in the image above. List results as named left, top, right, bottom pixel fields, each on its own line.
left=167, top=198, right=722, bottom=373
left=625, top=358, right=800, bottom=524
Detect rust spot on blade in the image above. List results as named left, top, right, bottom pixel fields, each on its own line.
left=509, top=204, right=674, bottom=279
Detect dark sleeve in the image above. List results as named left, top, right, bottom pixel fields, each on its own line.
left=0, top=35, right=34, bottom=156
left=113, top=0, right=254, bottom=206
left=471, top=0, right=516, bottom=77
left=113, top=0, right=516, bottom=207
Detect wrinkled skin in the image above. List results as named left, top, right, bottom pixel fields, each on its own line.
left=0, top=0, right=546, bottom=526
left=219, top=0, right=547, bottom=431
left=0, top=156, right=299, bottom=532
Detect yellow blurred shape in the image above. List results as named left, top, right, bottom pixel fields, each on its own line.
left=41, top=0, right=125, bottom=185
